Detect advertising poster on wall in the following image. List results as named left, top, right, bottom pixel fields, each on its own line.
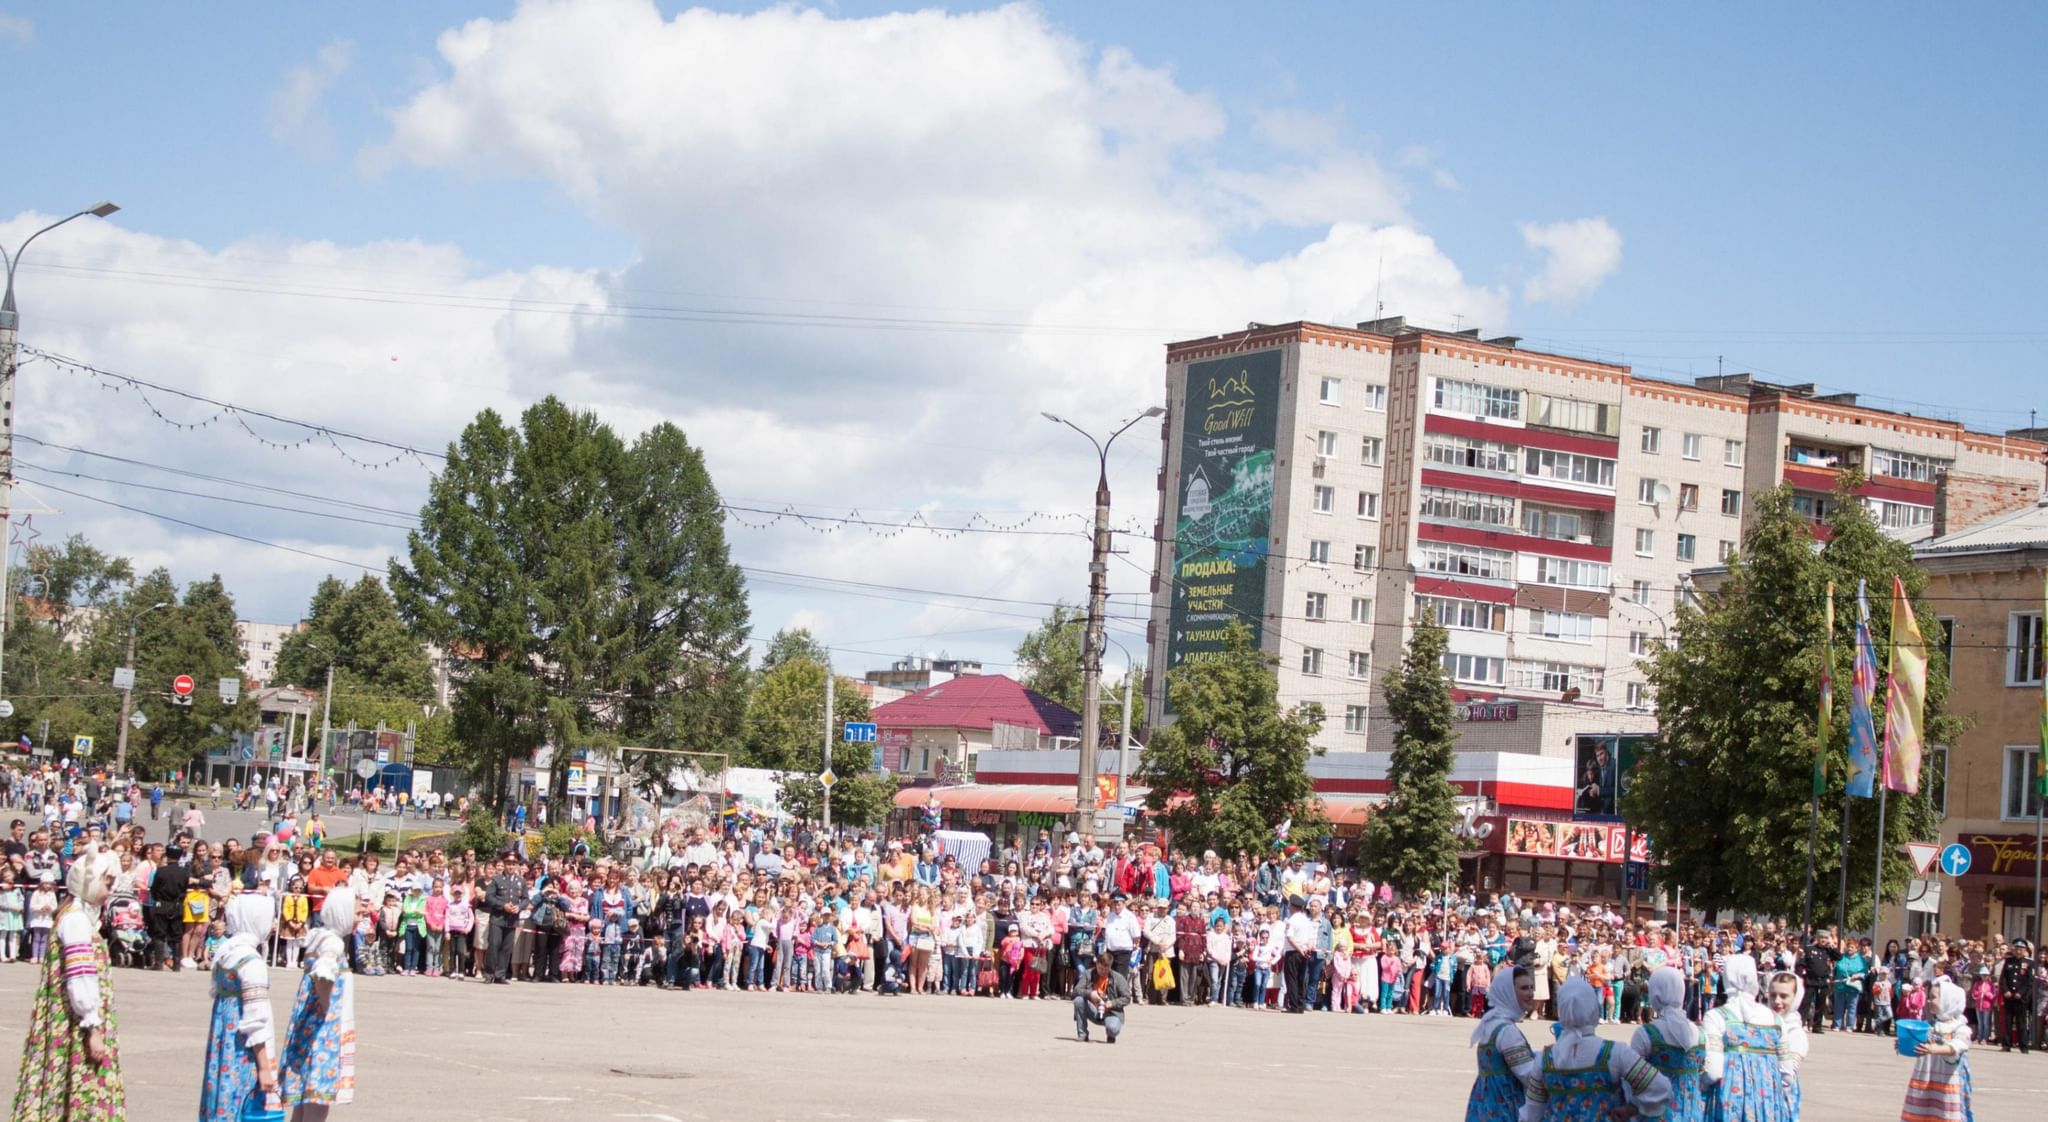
left=1571, top=733, right=1653, bottom=821
left=1165, top=349, right=1282, bottom=691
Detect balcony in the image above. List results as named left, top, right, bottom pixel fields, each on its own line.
left=1784, top=440, right=1862, bottom=473
left=1519, top=504, right=1614, bottom=549
left=1505, top=660, right=1605, bottom=703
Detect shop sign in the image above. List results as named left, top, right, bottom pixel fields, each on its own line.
left=1961, top=833, right=2046, bottom=878
left=1456, top=701, right=1519, bottom=722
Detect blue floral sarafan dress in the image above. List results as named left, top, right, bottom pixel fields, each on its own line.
left=1531, top=1041, right=1623, bottom=1122
left=1465, top=1022, right=1533, bottom=1122
left=1706, top=1018, right=1788, bottom=1122
left=198, top=942, right=275, bottom=1122
left=280, top=928, right=356, bottom=1107
left=1642, top=1024, right=1707, bottom=1122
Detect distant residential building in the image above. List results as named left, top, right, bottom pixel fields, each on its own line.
left=870, top=674, right=1078, bottom=781
left=235, top=620, right=304, bottom=686
left=864, top=654, right=984, bottom=693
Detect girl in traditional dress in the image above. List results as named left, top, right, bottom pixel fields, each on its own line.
left=1899, top=977, right=1973, bottom=1122
left=11, top=845, right=123, bottom=1122
left=1633, top=966, right=1705, bottom=1122
left=1702, top=954, right=1788, bottom=1122
left=199, top=895, right=280, bottom=1122
left=1466, top=965, right=1539, bottom=1122
left=1520, top=975, right=1670, bottom=1122
left=281, top=888, right=359, bottom=1122
left=1764, top=972, right=1808, bottom=1120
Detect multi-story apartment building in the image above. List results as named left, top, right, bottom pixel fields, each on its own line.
left=1146, top=317, right=2046, bottom=756
left=235, top=619, right=303, bottom=686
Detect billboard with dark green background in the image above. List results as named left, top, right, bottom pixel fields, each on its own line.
left=1166, top=349, right=1281, bottom=684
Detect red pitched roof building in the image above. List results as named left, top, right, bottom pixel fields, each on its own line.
left=869, top=674, right=1079, bottom=781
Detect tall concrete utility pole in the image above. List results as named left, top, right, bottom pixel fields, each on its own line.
left=112, top=600, right=169, bottom=779
left=1042, top=406, right=1164, bottom=834
left=822, top=670, right=834, bottom=832
left=0, top=202, right=120, bottom=696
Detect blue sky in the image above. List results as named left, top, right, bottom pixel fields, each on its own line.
left=3, top=1, right=2044, bottom=675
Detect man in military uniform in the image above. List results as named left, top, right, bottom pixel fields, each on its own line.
left=1999, top=940, right=2035, bottom=1053
left=484, top=851, right=528, bottom=984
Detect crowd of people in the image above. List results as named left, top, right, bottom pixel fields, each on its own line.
left=2, top=765, right=2043, bottom=1120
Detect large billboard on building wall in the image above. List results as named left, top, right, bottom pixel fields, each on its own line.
left=1571, top=733, right=1654, bottom=821
left=1165, top=349, right=1281, bottom=688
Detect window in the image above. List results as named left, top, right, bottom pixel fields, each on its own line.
left=1533, top=557, right=1611, bottom=590
left=1304, top=592, right=1328, bottom=620
left=1417, top=595, right=1510, bottom=632
left=1511, top=660, right=1603, bottom=697
left=1626, top=682, right=1650, bottom=708
left=1631, top=580, right=1654, bottom=605
left=1313, top=485, right=1335, bottom=513
left=1308, top=540, right=1332, bottom=566
left=1441, top=652, right=1506, bottom=685
left=1718, top=540, right=1737, bottom=562
left=1528, top=609, right=1594, bottom=643
left=1935, top=617, right=1955, bottom=669
left=1301, top=647, right=1324, bottom=676
left=1524, top=448, right=1617, bottom=489
left=1676, top=533, right=1697, bottom=562
left=1353, top=544, right=1376, bottom=572
left=1634, top=528, right=1655, bottom=556
left=2003, top=746, right=2043, bottom=820
left=1681, top=433, right=1702, bottom=460
left=1526, top=392, right=1620, bottom=436
left=1344, top=705, right=1369, bottom=734
left=1522, top=505, right=1595, bottom=543
left=2009, top=612, right=2045, bottom=684
left=1417, top=485, right=1512, bottom=528
left=1361, top=383, right=1387, bottom=412
left=1724, top=439, right=1744, bottom=467
left=1319, top=377, right=1342, bottom=405
left=1790, top=492, right=1836, bottom=522
left=1347, top=651, right=1370, bottom=680
left=260, top=641, right=274, bottom=652
left=1357, top=491, right=1381, bottom=520
left=1640, top=426, right=1662, bottom=454
left=1359, top=435, right=1383, bottom=466
left=1927, top=746, right=1949, bottom=818
left=1350, top=597, right=1373, bottom=623
left=1317, top=430, right=1339, bottom=457
left=1721, top=489, right=1743, bottom=517
left=1425, top=433, right=1518, bottom=475
left=1867, top=499, right=1934, bottom=531
left=1420, top=542, right=1514, bottom=581
left=1637, top=477, right=1661, bottom=505
left=1434, top=377, right=1522, bottom=420
left=1872, top=447, right=1953, bottom=483
left=1677, top=483, right=1699, bottom=511
left=1629, top=631, right=1650, bottom=656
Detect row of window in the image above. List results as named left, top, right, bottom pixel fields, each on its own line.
left=1301, top=592, right=1375, bottom=623
left=1433, top=380, right=1624, bottom=440
left=1640, top=426, right=1743, bottom=467
left=1318, top=377, right=1388, bottom=411
left=1305, top=540, right=1378, bottom=571
left=1636, top=476, right=1743, bottom=517
left=1314, top=430, right=1383, bottom=467
left=1298, top=646, right=1371, bottom=680
left=1311, top=485, right=1381, bottom=519
left=1633, top=528, right=1701, bottom=562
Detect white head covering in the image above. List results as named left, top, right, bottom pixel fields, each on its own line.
left=1722, top=953, right=1760, bottom=998
left=1649, top=965, right=1687, bottom=1015
left=1556, top=974, right=1600, bottom=1045
left=318, top=886, right=358, bottom=933
left=1767, top=969, right=1805, bottom=1019
left=1931, top=976, right=1966, bottom=1025
left=1471, top=964, right=1528, bottom=1045
left=224, top=894, right=275, bottom=942
left=63, top=844, right=120, bottom=911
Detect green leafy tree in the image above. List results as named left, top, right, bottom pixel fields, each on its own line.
left=1135, top=622, right=1324, bottom=856
left=1014, top=602, right=1084, bottom=713
left=118, top=570, right=260, bottom=777
left=392, top=400, right=749, bottom=811
left=742, top=657, right=869, bottom=770
left=4, top=535, right=136, bottom=753
left=775, top=772, right=899, bottom=827
left=1628, top=480, right=1958, bottom=927
left=273, top=575, right=438, bottom=774
left=1360, top=619, right=1460, bottom=893
left=758, top=628, right=829, bottom=673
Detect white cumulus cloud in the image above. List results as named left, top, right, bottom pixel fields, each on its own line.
left=268, top=38, right=354, bottom=155
left=1519, top=217, right=1623, bottom=307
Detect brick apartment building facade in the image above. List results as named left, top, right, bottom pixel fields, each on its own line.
left=1145, top=317, right=2046, bottom=758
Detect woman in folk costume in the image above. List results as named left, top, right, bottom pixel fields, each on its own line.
left=11, top=844, right=124, bottom=1122
left=281, top=888, right=360, bottom=1120
left=1763, top=972, right=1809, bottom=1119
left=1899, top=976, right=1973, bottom=1122
left=1519, top=974, right=1671, bottom=1122
left=1701, top=954, right=1789, bottom=1122
left=1631, top=967, right=1706, bottom=1122
left=1466, top=965, right=1540, bottom=1122
left=199, top=895, right=281, bottom=1122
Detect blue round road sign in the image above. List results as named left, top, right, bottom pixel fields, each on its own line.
left=1938, top=843, right=1972, bottom=877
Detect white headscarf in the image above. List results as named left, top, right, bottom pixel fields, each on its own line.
left=1471, top=964, right=1527, bottom=1045
left=224, top=893, right=275, bottom=943
left=1556, top=974, right=1601, bottom=1045
left=318, top=886, right=358, bottom=933
left=1931, top=976, right=1966, bottom=1025
left=1722, top=953, right=1760, bottom=998
left=63, top=844, right=119, bottom=911
left=1641, top=965, right=1699, bottom=1048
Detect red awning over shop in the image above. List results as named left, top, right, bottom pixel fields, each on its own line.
left=892, top=784, right=1078, bottom=815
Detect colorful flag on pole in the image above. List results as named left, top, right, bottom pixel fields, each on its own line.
left=1845, top=579, right=1878, bottom=799
left=1816, top=581, right=1835, bottom=796
left=1883, top=574, right=1927, bottom=794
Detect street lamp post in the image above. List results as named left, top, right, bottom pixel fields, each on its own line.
left=112, top=600, right=171, bottom=780
left=0, top=202, right=120, bottom=696
left=1041, top=405, right=1164, bottom=834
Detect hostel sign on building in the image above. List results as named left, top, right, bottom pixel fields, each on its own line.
left=1167, top=349, right=1280, bottom=680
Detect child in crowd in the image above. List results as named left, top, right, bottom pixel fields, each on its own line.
left=0, top=868, right=24, bottom=962
left=424, top=880, right=448, bottom=977
left=1206, top=918, right=1232, bottom=1007
left=1969, top=968, right=1998, bottom=1044
left=280, top=877, right=310, bottom=969
left=203, top=917, right=227, bottom=963
left=400, top=883, right=428, bottom=975
left=559, top=910, right=587, bottom=981
left=638, top=930, right=663, bottom=986
left=792, top=918, right=814, bottom=992
left=26, top=880, right=59, bottom=964
left=445, top=885, right=475, bottom=979
left=1900, top=979, right=1927, bottom=1021
left=357, top=897, right=386, bottom=976
left=600, top=913, right=623, bottom=983
left=811, top=910, right=839, bottom=993
left=1871, top=964, right=1895, bottom=1036
left=582, top=916, right=604, bottom=981
left=380, top=891, right=404, bottom=971
left=1378, top=944, right=1401, bottom=1013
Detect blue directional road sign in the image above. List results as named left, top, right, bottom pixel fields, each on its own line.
left=842, top=721, right=878, bottom=743
left=1938, top=843, right=1972, bottom=877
